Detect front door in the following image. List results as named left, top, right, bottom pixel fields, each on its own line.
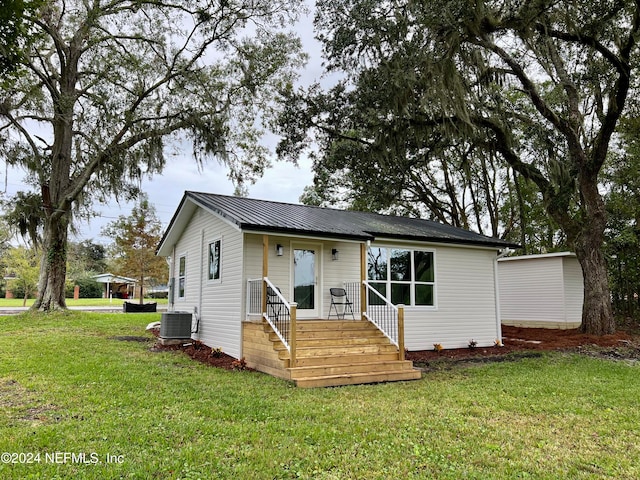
left=293, top=244, right=320, bottom=318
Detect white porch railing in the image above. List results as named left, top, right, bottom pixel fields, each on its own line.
left=363, top=281, right=405, bottom=359
left=247, top=277, right=298, bottom=366
left=246, top=278, right=263, bottom=316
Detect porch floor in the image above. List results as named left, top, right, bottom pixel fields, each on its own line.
left=243, top=319, right=422, bottom=388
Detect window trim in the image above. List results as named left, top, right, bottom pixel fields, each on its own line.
left=207, top=237, right=222, bottom=283
left=367, top=245, right=437, bottom=309
left=177, top=253, right=187, bottom=300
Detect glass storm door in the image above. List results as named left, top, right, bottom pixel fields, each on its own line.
left=293, top=245, right=319, bottom=318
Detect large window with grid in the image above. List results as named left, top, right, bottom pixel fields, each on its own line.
left=367, top=247, right=435, bottom=306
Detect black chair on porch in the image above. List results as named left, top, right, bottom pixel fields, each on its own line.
left=328, top=287, right=355, bottom=320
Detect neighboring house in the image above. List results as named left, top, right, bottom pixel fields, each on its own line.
left=157, top=192, right=517, bottom=387
left=498, top=252, right=584, bottom=329
left=93, top=273, right=137, bottom=299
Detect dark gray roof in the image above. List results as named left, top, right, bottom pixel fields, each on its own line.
left=171, top=191, right=517, bottom=249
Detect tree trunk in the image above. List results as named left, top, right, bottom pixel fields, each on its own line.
left=572, top=178, right=615, bottom=335
left=574, top=241, right=615, bottom=335
left=33, top=214, right=69, bottom=311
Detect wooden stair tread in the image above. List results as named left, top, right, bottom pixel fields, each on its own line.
left=288, top=360, right=417, bottom=379
left=290, top=352, right=402, bottom=367
left=294, top=369, right=422, bottom=388
left=249, top=319, right=421, bottom=388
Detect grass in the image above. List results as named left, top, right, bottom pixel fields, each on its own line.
left=1, top=312, right=639, bottom=479
left=0, top=297, right=168, bottom=308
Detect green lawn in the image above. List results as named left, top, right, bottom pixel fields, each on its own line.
left=0, top=297, right=168, bottom=308
left=1, top=312, right=639, bottom=479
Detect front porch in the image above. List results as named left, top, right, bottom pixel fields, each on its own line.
left=240, top=235, right=421, bottom=387
left=242, top=319, right=421, bottom=388
left=242, top=277, right=421, bottom=387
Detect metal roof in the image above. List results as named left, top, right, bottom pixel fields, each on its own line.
left=498, top=252, right=576, bottom=262
left=157, top=191, right=518, bottom=254
left=93, top=273, right=137, bottom=284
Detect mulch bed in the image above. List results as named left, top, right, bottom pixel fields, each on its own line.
left=149, top=329, right=248, bottom=370
left=148, top=324, right=640, bottom=371
left=406, top=325, right=636, bottom=363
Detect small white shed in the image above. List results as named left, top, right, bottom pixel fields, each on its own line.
left=497, top=252, right=584, bottom=329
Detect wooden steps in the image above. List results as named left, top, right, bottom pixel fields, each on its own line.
left=245, top=320, right=421, bottom=388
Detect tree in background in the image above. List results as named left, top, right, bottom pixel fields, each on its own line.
left=499, top=171, right=566, bottom=254
left=604, top=116, right=640, bottom=316
left=102, top=196, right=167, bottom=304
left=0, top=0, right=42, bottom=76
left=0, top=217, right=14, bottom=296
left=67, top=240, right=107, bottom=280
left=4, top=246, right=39, bottom=306
left=279, top=0, right=640, bottom=335
left=0, top=0, right=306, bottom=311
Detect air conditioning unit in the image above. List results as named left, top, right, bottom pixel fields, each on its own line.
left=160, top=311, right=192, bottom=340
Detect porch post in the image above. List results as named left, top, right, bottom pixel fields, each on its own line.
left=398, top=305, right=405, bottom=361
left=262, top=235, right=269, bottom=317
left=360, top=242, right=367, bottom=320
left=290, top=303, right=297, bottom=367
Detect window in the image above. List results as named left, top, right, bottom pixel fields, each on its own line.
left=208, top=239, right=221, bottom=281
left=367, top=247, right=435, bottom=306
left=178, top=255, right=186, bottom=299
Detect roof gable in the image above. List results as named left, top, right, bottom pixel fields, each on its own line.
left=157, top=191, right=518, bottom=255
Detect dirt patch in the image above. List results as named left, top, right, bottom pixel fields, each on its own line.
left=0, top=379, right=57, bottom=424
left=407, top=324, right=640, bottom=368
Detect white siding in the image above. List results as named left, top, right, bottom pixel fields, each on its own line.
left=499, top=257, right=565, bottom=323
left=497, top=253, right=584, bottom=328
left=171, top=208, right=244, bottom=358
left=400, top=245, right=499, bottom=350
left=319, top=241, right=361, bottom=318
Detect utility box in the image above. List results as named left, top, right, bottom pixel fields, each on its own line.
left=160, top=311, right=192, bottom=341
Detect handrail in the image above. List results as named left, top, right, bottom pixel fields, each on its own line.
left=262, top=277, right=297, bottom=365
left=265, top=277, right=290, bottom=309
left=363, top=281, right=403, bottom=353
left=366, top=281, right=399, bottom=313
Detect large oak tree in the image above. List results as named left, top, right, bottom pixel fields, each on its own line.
left=0, top=0, right=306, bottom=310
left=280, top=0, right=640, bottom=335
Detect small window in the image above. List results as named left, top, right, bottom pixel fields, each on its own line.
left=208, top=239, right=221, bottom=281
left=178, top=255, right=186, bottom=299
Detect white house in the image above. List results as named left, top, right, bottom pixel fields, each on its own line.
left=498, top=252, right=584, bottom=329
left=156, top=192, right=517, bottom=387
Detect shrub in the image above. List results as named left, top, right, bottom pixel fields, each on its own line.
left=210, top=347, right=224, bottom=358
left=231, top=357, right=248, bottom=370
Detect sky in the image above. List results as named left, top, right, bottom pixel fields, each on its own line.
left=3, top=4, right=326, bottom=245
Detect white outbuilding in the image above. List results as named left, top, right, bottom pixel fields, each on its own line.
left=497, top=252, right=584, bottom=329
